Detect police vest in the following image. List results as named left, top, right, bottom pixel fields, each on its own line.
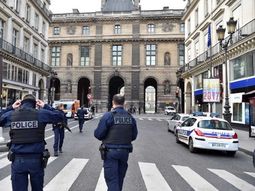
left=10, top=108, right=45, bottom=144
left=103, top=112, right=133, bottom=144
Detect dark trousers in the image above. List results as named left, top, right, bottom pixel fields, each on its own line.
left=104, top=150, right=129, bottom=191
left=53, top=127, right=65, bottom=151
left=11, top=157, right=44, bottom=191
left=78, top=119, right=85, bottom=131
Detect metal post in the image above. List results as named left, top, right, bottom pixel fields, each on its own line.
left=0, top=55, right=2, bottom=110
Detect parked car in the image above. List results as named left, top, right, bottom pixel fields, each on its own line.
left=167, top=113, right=190, bottom=135
left=164, top=106, right=176, bottom=115
left=74, top=107, right=93, bottom=120
left=176, top=116, right=239, bottom=156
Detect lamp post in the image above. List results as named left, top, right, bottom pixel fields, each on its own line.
left=216, top=17, right=237, bottom=123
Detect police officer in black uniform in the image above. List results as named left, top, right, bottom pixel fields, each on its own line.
left=77, top=106, right=87, bottom=132
left=94, top=94, right=138, bottom=191
left=0, top=94, right=64, bottom=191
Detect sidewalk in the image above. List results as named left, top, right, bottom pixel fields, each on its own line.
left=234, top=128, right=255, bottom=156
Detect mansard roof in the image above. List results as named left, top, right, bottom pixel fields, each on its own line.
left=102, top=0, right=135, bottom=12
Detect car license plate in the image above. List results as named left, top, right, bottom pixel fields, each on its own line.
left=212, top=143, right=226, bottom=148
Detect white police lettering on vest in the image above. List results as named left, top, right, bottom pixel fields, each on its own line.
left=11, top=121, right=38, bottom=129
left=114, top=117, right=132, bottom=124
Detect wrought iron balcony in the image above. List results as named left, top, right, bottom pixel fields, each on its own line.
left=0, top=37, right=50, bottom=72
left=183, top=19, right=255, bottom=72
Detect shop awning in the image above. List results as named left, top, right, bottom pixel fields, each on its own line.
left=242, top=90, right=255, bottom=102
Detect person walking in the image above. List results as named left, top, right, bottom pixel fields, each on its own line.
left=94, top=94, right=138, bottom=191
left=77, top=106, right=87, bottom=133
left=52, top=103, right=67, bottom=156
left=0, top=94, right=64, bottom=191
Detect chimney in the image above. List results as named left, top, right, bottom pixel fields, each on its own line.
left=163, top=6, right=169, bottom=11
left=134, top=0, right=140, bottom=10
left=72, top=9, right=79, bottom=13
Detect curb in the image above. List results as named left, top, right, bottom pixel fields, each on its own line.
left=239, top=147, right=253, bottom=156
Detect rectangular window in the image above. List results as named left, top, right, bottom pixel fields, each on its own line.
left=233, top=103, right=242, bottom=122
left=204, top=0, right=208, bottom=16
left=82, top=26, right=90, bottom=35
left=33, top=43, right=38, bottom=59
left=147, top=24, right=155, bottom=33
left=232, top=53, right=253, bottom=80
left=146, top=44, right=156, bottom=66
left=42, top=21, right=46, bottom=35
left=41, top=48, right=45, bottom=62
left=34, top=13, right=39, bottom=31
left=187, top=18, right=191, bottom=34
left=12, top=29, right=19, bottom=47
left=18, top=68, right=22, bottom=82
left=114, top=25, right=121, bottom=34
left=7, top=63, right=11, bottom=80
left=33, top=73, right=37, bottom=87
left=80, top=46, right=90, bottom=66
left=53, top=27, right=60, bottom=35
left=195, top=40, right=199, bottom=57
left=195, top=74, right=202, bottom=89
left=51, top=47, right=61, bottom=66
left=24, top=37, right=30, bottom=52
left=14, top=0, right=20, bottom=13
left=0, top=19, right=5, bottom=38
left=179, top=44, right=185, bottom=66
left=195, top=8, right=199, bottom=27
left=3, top=62, right=8, bottom=79
left=112, top=45, right=122, bottom=66
left=26, top=4, right=31, bottom=23
left=180, top=23, right=185, bottom=33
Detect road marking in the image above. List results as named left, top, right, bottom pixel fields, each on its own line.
left=139, top=118, right=144, bottom=121
left=157, top=119, right=162, bottom=121
left=244, top=172, right=255, bottom=178
left=44, top=158, right=88, bottom=191
left=0, top=157, right=10, bottom=170
left=209, top=169, right=255, bottom=191
left=148, top=118, right=153, bottom=121
left=0, top=157, right=57, bottom=191
left=172, top=165, right=218, bottom=191
left=139, top=162, right=172, bottom=191
left=95, top=168, right=107, bottom=191
left=0, top=152, right=8, bottom=158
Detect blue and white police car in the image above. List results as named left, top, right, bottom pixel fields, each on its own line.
left=176, top=116, right=239, bottom=156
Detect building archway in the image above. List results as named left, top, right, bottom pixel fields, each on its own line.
left=108, top=76, right=124, bottom=111
left=38, top=79, right=44, bottom=100
left=78, top=77, right=90, bottom=107
left=185, top=82, right=192, bottom=114
left=144, top=78, right=157, bottom=113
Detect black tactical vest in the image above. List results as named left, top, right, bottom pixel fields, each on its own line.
left=10, top=108, right=45, bottom=144
left=103, top=112, right=133, bottom=144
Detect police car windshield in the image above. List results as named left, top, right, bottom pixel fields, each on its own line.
left=198, top=120, right=232, bottom=130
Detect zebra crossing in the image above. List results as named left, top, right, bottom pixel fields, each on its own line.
left=0, top=154, right=254, bottom=191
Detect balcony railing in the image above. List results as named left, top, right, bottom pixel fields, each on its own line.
left=184, top=19, right=255, bottom=72
left=0, top=37, right=50, bottom=72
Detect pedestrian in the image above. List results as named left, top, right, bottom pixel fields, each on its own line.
left=91, top=105, right=95, bottom=116
left=52, top=103, right=67, bottom=156
left=77, top=106, right=87, bottom=133
left=94, top=94, right=138, bottom=191
left=0, top=94, right=64, bottom=191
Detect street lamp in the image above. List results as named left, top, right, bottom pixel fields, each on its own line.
left=216, top=17, right=237, bottom=122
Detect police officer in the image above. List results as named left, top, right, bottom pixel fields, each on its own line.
left=0, top=94, right=64, bottom=191
left=94, top=94, right=138, bottom=191
left=52, top=103, right=67, bottom=156
left=77, top=106, right=87, bottom=133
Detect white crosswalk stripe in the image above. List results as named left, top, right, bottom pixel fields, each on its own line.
left=208, top=169, right=255, bottom=191
left=148, top=118, right=153, bottom=121
left=44, top=158, right=88, bottom=191
left=95, top=169, right=107, bottom=191
left=0, top=152, right=8, bottom=158
left=139, top=162, right=172, bottom=191
left=173, top=165, right=218, bottom=191
left=245, top=172, right=255, bottom=178
left=0, top=157, right=10, bottom=170
left=0, top=157, right=57, bottom=191
left=139, top=118, right=144, bottom=120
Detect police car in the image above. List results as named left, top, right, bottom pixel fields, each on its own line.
left=176, top=116, right=239, bottom=156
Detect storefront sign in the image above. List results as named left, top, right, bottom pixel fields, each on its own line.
left=203, top=78, right=220, bottom=102
left=230, top=93, right=244, bottom=103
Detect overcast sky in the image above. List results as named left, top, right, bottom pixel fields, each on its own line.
left=50, top=0, right=186, bottom=13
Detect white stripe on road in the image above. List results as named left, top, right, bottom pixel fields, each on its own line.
left=0, top=152, right=8, bottom=158
left=148, top=118, right=153, bottom=121
left=95, top=169, right=107, bottom=191
left=44, top=158, right=88, bottom=191
left=139, top=162, right=172, bottom=191
left=0, top=157, right=57, bottom=191
left=0, top=157, right=10, bottom=169
left=172, top=165, right=218, bottom=191
left=244, top=172, right=255, bottom=178
left=139, top=118, right=144, bottom=121
left=157, top=119, right=162, bottom=121
left=209, top=169, right=255, bottom=191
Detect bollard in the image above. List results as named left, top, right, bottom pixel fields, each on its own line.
left=0, top=126, right=5, bottom=143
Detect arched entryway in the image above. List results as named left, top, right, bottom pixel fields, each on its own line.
left=38, top=79, right=44, bottom=100
left=49, top=78, right=60, bottom=104
left=78, top=78, right=90, bottom=107
left=144, top=78, right=157, bottom=113
left=185, top=82, right=192, bottom=114
left=108, top=76, right=124, bottom=111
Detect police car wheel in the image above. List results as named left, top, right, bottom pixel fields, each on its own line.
left=189, top=138, right=196, bottom=153
left=226, top=151, right=236, bottom=157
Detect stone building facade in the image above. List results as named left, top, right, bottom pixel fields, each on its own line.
left=48, top=0, right=184, bottom=113
left=0, top=0, right=51, bottom=108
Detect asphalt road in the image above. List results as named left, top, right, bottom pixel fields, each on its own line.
left=0, top=114, right=255, bottom=191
